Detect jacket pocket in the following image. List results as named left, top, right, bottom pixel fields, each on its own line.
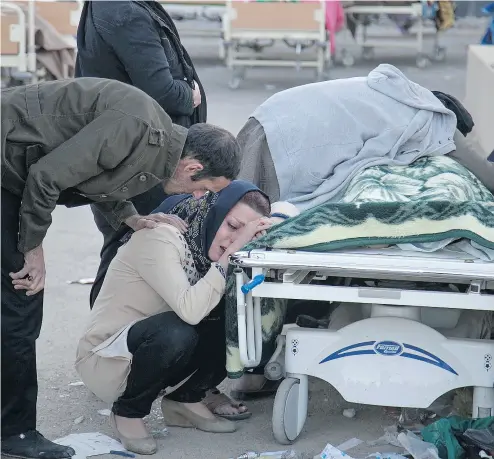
left=25, top=144, right=43, bottom=169
left=80, top=172, right=162, bottom=202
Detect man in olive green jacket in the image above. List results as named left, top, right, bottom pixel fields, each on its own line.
left=1, top=78, right=239, bottom=459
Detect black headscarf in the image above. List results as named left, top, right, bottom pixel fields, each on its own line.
left=154, top=181, right=269, bottom=275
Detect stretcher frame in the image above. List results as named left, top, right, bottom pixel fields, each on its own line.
left=1, top=1, right=36, bottom=79
left=341, top=2, right=446, bottom=68
left=222, top=0, right=329, bottom=89
left=231, top=247, right=494, bottom=444
left=1, top=0, right=82, bottom=86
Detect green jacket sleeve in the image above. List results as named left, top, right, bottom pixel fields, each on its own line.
left=18, top=109, right=147, bottom=253
left=91, top=200, right=138, bottom=232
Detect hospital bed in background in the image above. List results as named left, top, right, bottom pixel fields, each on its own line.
left=340, top=1, right=448, bottom=68
left=222, top=0, right=329, bottom=89
left=1, top=0, right=81, bottom=86
left=158, top=0, right=225, bottom=55
left=1, top=2, right=36, bottom=82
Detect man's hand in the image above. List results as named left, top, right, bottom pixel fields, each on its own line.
left=192, top=80, right=201, bottom=108
left=10, top=245, right=46, bottom=296
left=125, top=213, right=188, bottom=233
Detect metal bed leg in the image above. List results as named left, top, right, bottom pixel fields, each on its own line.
left=235, top=268, right=263, bottom=368
left=27, top=0, right=37, bottom=82
left=473, top=386, right=494, bottom=418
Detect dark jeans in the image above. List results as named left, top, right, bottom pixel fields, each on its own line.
left=1, top=189, right=44, bottom=438
left=90, top=185, right=166, bottom=309
left=112, top=308, right=226, bottom=418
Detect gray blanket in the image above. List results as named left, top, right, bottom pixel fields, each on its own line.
left=252, top=64, right=458, bottom=211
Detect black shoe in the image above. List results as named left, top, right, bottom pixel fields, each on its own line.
left=1, top=431, right=75, bottom=459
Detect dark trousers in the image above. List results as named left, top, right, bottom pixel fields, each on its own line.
left=113, top=308, right=226, bottom=418
left=1, top=189, right=44, bottom=438
left=89, top=185, right=166, bottom=309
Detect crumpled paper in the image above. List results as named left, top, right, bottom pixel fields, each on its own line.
left=55, top=432, right=127, bottom=459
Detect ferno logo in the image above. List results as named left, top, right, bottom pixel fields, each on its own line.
left=374, top=341, right=403, bottom=356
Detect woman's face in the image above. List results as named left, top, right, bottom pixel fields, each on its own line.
left=208, top=202, right=263, bottom=261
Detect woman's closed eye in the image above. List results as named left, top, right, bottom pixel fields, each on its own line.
left=228, top=222, right=239, bottom=230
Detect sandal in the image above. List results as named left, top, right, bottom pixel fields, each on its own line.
left=230, top=378, right=281, bottom=401
left=203, top=390, right=252, bottom=421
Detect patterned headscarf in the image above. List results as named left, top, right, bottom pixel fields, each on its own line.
left=154, top=180, right=268, bottom=276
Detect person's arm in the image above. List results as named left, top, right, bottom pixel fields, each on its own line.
left=92, top=2, right=194, bottom=116
left=91, top=201, right=138, bottom=232
left=448, top=130, right=494, bottom=194
left=18, top=110, right=148, bottom=253
left=132, top=226, right=226, bottom=325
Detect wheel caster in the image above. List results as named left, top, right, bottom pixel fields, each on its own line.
left=341, top=53, right=355, bottom=67
left=229, top=77, right=241, bottom=90
left=416, top=54, right=430, bottom=69
left=362, top=46, right=374, bottom=60
left=272, top=377, right=305, bottom=445
left=229, top=68, right=245, bottom=90
left=433, top=46, right=446, bottom=62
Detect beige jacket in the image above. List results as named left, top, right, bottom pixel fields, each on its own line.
left=75, top=225, right=225, bottom=404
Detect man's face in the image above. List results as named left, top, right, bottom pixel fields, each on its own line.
left=164, top=159, right=231, bottom=197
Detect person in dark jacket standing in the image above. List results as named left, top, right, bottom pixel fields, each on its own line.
left=75, top=0, right=208, bottom=309
left=0, top=78, right=239, bottom=459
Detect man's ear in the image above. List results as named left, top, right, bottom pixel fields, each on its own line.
left=183, top=160, right=204, bottom=174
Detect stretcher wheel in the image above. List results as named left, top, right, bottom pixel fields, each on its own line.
left=362, top=46, right=375, bottom=60
left=341, top=50, right=355, bottom=67
left=229, top=77, right=241, bottom=90
left=272, top=377, right=303, bottom=445
left=433, top=46, right=446, bottom=62
left=416, top=54, right=430, bottom=69
left=228, top=68, right=245, bottom=90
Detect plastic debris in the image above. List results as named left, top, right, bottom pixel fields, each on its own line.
left=74, top=416, right=85, bottom=425
left=67, top=278, right=95, bottom=285
left=337, top=438, right=363, bottom=451
left=317, top=444, right=354, bottom=459
left=54, top=432, right=127, bottom=459
left=422, top=416, right=494, bottom=459
left=232, top=451, right=299, bottom=459
left=69, top=382, right=85, bottom=387
left=342, top=408, right=357, bottom=419
left=462, top=425, right=494, bottom=453
left=97, top=409, right=111, bottom=417
left=151, top=428, right=169, bottom=438
left=110, top=451, right=135, bottom=458
left=368, top=453, right=408, bottom=459
left=368, top=426, right=402, bottom=448
left=397, top=431, right=439, bottom=459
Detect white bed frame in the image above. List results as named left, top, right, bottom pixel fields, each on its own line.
left=222, top=0, right=329, bottom=89
left=341, top=2, right=446, bottom=68
left=231, top=247, right=494, bottom=444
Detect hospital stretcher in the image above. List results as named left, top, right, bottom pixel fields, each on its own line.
left=341, top=2, right=446, bottom=68
left=231, top=247, right=494, bottom=444
left=222, top=0, right=329, bottom=89
left=1, top=0, right=81, bottom=85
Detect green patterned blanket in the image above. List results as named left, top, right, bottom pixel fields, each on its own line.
left=225, top=156, right=494, bottom=378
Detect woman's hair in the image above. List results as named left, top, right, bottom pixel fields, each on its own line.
left=238, top=191, right=270, bottom=217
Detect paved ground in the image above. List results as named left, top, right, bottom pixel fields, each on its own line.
left=37, top=22, right=485, bottom=459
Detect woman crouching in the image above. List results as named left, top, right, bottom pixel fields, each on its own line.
left=75, top=181, right=272, bottom=455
